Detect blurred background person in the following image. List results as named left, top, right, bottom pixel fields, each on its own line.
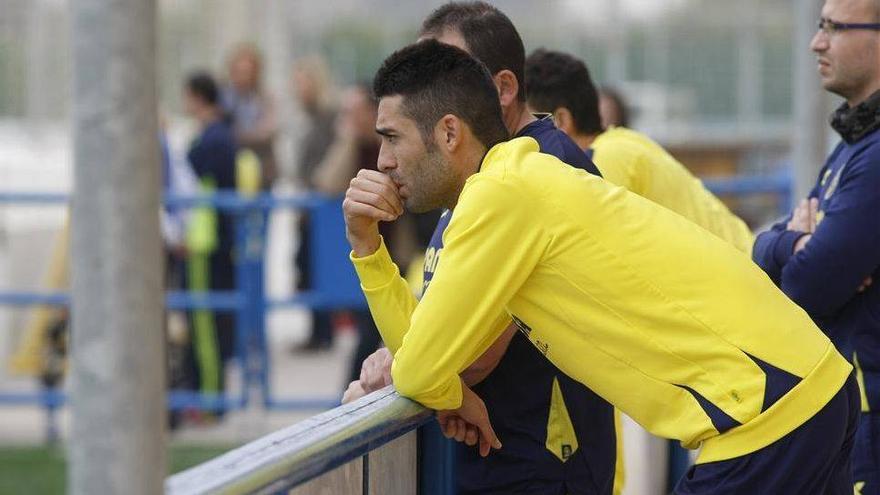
left=311, top=83, right=380, bottom=194
left=290, top=56, right=338, bottom=352
left=159, top=114, right=200, bottom=429
left=181, top=70, right=238, bottom=417
left=222, top=43, right=279, bottom=191
left=598, top=86, right=631, bottom=129
left=292, top=56, right=338, bottom=192
left=308, top=82, right=388, bottom=384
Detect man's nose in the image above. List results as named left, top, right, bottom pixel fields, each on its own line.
left=377, top=142, right=395, bottom=172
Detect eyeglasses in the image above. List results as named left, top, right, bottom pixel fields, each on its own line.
left=817, top=17, right=880, bottom=35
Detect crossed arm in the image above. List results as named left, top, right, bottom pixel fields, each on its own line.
left=753, top=156, right=880, bottom=320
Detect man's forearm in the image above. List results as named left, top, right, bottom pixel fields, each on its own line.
left=351, top=238, right=419, bottom=352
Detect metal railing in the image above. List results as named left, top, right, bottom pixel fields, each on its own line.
left=166, top=386, right=432, bottom=495
left=703, top=170, right=793, bottom=215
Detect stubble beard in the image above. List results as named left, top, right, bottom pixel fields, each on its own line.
left=406, top=145, right=458, bottom=213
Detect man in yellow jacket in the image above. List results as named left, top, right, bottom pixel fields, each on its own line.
left=347, top=40, right=857, bottom=494
left=524, top=48, right=753, bottom=254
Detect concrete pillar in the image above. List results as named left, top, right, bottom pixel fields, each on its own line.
left=792, top=0, right=828, bottom=200
left=68, top=0, right=165, bottom=493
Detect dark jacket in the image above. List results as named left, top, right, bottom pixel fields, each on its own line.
left=753, top=127, right=880, bottom=409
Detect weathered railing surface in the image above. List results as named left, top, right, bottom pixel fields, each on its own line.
left=166, top=386, right=432, bottom=495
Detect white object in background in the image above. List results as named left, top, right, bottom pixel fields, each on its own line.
left=621, top=413, right=669, bottom=495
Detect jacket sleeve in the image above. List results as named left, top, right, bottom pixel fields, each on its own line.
left=389, top=177, right=547, bottom=410
left=752, top=177, right=822, bottom=283
left=779, top=152, right=880, bottom=318
left=187, top=139, right=211, bottom=179
left=752, top=220, right=807, bottom=284
left=350, top=236, right=419, bottom=354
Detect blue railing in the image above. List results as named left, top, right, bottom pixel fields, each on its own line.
left=0, top=191, right=370, bottom=424
left=703, top=170, right=793, bottom=215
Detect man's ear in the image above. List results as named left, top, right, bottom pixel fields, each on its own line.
left=435, top=114, right=462, bottom=152
left=493, top=70, right=520, bottom=109
left=553, top=107, right=576, bottom=137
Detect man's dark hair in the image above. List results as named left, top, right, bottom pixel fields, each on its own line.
left=373, top=39, right=508, bottom=150
left=420, top=1, right=527, bottom=102
left=186, top=71, right=220, bottom=106
left=524, top=49, right=603, bottom=135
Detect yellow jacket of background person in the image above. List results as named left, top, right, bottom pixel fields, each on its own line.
left=351, top=137, right=851, bottom=464
left=592, top=127, right=754, bottom=254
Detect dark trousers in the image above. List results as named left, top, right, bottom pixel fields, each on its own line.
left=296, top=214, right=333, bottom=345
left=853, top=411, right=880, bottom=494
left=675, top=374, right=859, bottom=495
left=181, top=248, right=236, bottom=400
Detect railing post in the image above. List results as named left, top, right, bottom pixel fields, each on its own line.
left=251, top=201, right=270, bottom=405
left=792, top=0, right=828, bottom=200
left=234, top=197, right=269, bottom=407
left=234, top=204, right=252, bottom=409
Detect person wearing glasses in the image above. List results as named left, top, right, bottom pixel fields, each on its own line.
left=753, top=0, right=880, bottom=492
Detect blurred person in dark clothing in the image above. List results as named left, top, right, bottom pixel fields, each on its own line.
left=181, top=70, right=238, bottom=408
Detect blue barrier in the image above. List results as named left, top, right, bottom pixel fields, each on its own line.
left=0, top=390, right=250, bottom=411
left=703, top=170, right=793, bottom=215
left=0, top=191, right=369, bottom=438
left=0, top=291, right=246, bottom=310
